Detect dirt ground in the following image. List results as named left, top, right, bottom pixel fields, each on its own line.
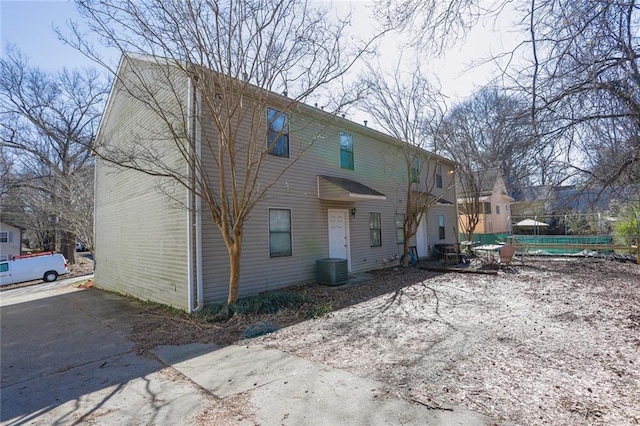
left=242, top=258, right=640, bottom=425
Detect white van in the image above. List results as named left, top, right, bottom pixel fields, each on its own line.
left=0, top=253, right=69, bottom=286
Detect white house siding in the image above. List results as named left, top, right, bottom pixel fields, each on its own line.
left=198, top=104, right=458, bottom=304
left=0, top=222, right=22, bottom=260
left=94, top=57, right=191, bottom=310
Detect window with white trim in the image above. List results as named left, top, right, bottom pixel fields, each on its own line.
left=395, top=213, right=405, bottom=244
left=438, top=215, right=445, bottom=240
left=411, top=157, right=420, bottom=183
left=0, top=232, right=8, bottom=243
left=436, top=164, right=443, bottom=188
left=269, top=208, right=292, bottom=257
left=369, top=212, right=382, bottom=247
left=267, top=108, right=289, bottom=157
left=340, top=131, right=354, bottom=170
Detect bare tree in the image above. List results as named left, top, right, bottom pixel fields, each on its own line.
left=67, top=0, right=381, bottom=304
left=359, top=61, right=448, bottom=266
left=437, top=87, right=543, bottom=242
left=524, top=0, right=640, bottom=196
left=374, top=0, right=506, bottom=54
left=454, top=169, right=483, bottom=243
left=439, top=87, right=539, bottom=197
left=0, top=47, right=106, bottom=261
left=376, top=0, right=640, bottom=197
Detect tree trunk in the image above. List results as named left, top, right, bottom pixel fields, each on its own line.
left=226, top=239, right=242, bottom=305
left=402, top=232, right=410, bottom=267
left=60, top=230, right=76, bottom=264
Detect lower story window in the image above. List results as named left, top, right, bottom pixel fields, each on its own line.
left=370, top=212, right=382, bottom=247
left=269, top=208, right=292, bottom=257
left=395, top=213, right=405, bottom=244
left=438, top=215, right=445, bottom=240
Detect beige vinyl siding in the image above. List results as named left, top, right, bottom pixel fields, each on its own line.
left=425, top=204, right=459, bottom=247
left=94, top=57, right=191, bottom=309
left=97, top=56, right=458, bottom=307
left=198, top=103, right=457, bottom=303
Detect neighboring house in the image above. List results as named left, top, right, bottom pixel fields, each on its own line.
left=512, top=185, right=614, bottom=217
left=0, top=222, right=24, bottom=261
left=457, top=170, right=514, bottom=235
left=94, top=55, right=458, bottom=311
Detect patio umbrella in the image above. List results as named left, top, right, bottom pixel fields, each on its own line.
left=514, top=218, right=549, bottom=235
left=515, top=219, right=549, bottom=227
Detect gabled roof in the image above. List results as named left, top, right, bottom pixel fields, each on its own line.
left=457, top=169, right=508, bottom=198
left=518, top=185, right=618, bottom=213
left=0, top=221, right=25, bottom=231
left=100, top=53, right=456, bottom=168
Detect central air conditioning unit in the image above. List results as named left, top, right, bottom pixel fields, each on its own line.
left=316, top=258, right=348, bottom=286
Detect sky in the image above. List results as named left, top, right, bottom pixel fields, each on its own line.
left=1, top=0, right=97, bottom=70
left=0, top=0, right=524, bottom=117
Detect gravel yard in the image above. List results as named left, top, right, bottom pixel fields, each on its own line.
left=249, top=258, right=640, bottom=425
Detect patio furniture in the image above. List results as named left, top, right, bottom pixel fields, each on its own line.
left=472, top=244, right=503, bottom=267
left=498, top=244, right=516, bottom=269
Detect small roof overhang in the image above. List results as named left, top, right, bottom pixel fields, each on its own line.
left=317, top=175, right=386, bottom=202
left=413, top=190, right=454, bottom=206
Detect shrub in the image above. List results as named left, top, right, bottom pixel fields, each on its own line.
left=306, top=302, right=333, bottom=319
left=194, top=291, right=308, bottom=322
left=242, top=321, right=280, bottom=339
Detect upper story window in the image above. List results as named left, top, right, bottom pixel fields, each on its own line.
left=0, top=232, right=8, bottom=243
left=496, top=205, right=500, bottom=215
left=340, top=131, right=354, bottom=170
left=436, top=164, right=443, bottom=188
left=483, top=202, right=492, bottom=214
left=267, top=108, right=289, bottom=158
left=411, top=157, right=420, bottom=183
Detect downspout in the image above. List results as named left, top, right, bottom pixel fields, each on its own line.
left=453, top=167, right=460, bottom=246
left=193, top=79, right=204, bottom=312
left=186, top=78, right=195, bottom=312
left=195, top=113, right=204, bottom=311
left=187, top=76, right=204, bottom=312
left=187, top=171, right=194, bottom=311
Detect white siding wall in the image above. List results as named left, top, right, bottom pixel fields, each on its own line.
left=0, top=223, right=21, bottom=260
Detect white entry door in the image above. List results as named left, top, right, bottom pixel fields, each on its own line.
left=328, top=209, right=350, bottom=270
left=416, top=214, right=427, bottom=259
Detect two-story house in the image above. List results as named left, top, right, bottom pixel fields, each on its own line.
left=94, top=55, right=458, bottom=311
left=457, top=169, right=513, bottom=239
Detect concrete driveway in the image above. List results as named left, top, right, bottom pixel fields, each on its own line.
left=1, top=279, right=497, bottom=425
left=0, top=279, right=213, bottom=425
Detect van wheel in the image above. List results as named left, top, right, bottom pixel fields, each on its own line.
left=43, top=271, right=58, bottom=282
